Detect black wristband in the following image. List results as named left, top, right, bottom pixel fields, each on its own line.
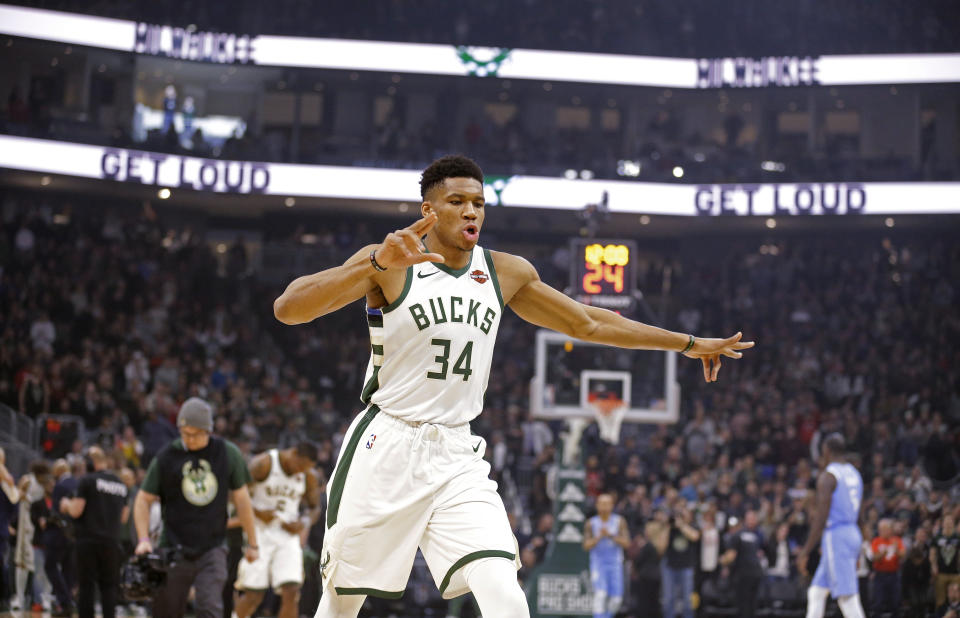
left=369, top=249, right=387, bottom=272
left=681, top=335, right=695, bottom=353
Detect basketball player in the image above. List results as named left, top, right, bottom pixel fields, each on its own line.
left=797, top=434, right=866, bottom=618
left=273, top=155, right=754, bottom=617
left=582, top=493, right=630, bottom=618
left=234, top=443, right=321, bottom=618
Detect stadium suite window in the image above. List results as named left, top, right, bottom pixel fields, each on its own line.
left=483, top=102, right=517, bottom=127
left=556, top=106, right=591, bottom=130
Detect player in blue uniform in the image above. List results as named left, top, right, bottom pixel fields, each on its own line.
left=797, top=434, right=866, bottom=618
left=582, top=494, right=631, bottom=618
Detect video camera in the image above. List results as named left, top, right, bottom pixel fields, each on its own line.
left=121, top=547, right=184, bottom=601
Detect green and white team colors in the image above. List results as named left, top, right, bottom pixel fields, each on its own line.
left=239, top=448, right=306, bottom=590
left=361, top=246, right=504, bottom=424
left=320, top=247, right=519, bottom=601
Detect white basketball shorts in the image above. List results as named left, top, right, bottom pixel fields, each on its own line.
left=319, top=404, right=519, bottom=600
left=237, top=522, right=304, bottom=590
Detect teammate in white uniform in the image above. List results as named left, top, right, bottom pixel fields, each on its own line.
left=235, top=443, right=321, bottom=618
left=273, top=155, right=755, bottom=617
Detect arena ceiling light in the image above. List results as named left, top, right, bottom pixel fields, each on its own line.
left=2, top=5, right=960, bottom=88
left=1, top=135, right=959, bottom=217
left=616, top=160, right=641, bottom=177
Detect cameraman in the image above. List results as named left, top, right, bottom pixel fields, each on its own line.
left=59, top=447, right=128, bottom=618
left=133, top=398, right=258, bottom=618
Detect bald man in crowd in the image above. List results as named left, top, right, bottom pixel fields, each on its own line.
left=61, top=447, right=128, bottom=618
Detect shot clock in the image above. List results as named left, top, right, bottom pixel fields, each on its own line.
left=569, top=239, right=638, bottom=312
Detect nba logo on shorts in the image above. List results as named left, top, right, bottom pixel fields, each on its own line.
left=365, top=434, right=377, bottom=449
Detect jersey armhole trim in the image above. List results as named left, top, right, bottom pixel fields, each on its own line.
left=483, top=249, right=504, bottom=310
left=438, top=549, right=516, bottom=596
left=382, top=266, right=413, bottom=314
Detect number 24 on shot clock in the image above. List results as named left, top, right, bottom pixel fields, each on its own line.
left=569, top=239, right=637, bottom=310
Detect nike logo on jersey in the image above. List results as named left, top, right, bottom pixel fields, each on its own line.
left=417, top=270, right=440, bottom=279
left=473, top=440, right=482, bottom=452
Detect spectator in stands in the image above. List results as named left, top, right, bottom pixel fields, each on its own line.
left=766, top=521, right=794, bottom=579
left=17, top=365, right=49, bottom=419
left=857, top=522, right=873, bottom=609
left=939, top=580, right=960, bottom=618
left=14, top=462, right=48, bottom=612
left=720, top=509, right=765, bottom=618
left=698, top=502, right=721, bottom=587
left=933, top=515, right=960, bottom=608
left=662, top=502, right=699, bottom=618
left=903, top=531, right=933, bottom=617
left=0, top=448, right=21, bottom=612
left=871, top=518, right=906, bottom=617
left=633, top=513, right=668, bottom=618
left=45, top=460, right=76, bottom=615
left=527, top=512, right=555, bottom=564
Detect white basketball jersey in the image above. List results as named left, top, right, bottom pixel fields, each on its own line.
left=250, top=449, right=305, bottom=525
left=361, top=247, right=504, bottom=425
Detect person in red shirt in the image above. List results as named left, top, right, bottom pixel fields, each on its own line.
left=870, top=518, right=906, bottom=617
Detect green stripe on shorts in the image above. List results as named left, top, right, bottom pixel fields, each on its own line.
left=439, top=549, right=516, bottom=596
left=326, top=405, right=379, bottom=528
left=335, top=587, right=404, bottom=598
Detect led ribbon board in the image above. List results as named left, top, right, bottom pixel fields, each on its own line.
left=2, top=135, right=959, bottom=216
left=2, top=5, right=960, bottom=88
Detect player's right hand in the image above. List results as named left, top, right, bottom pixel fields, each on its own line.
left=373, top=213, right=445, bottom=270
left=135, top=539, right=153, bottom=555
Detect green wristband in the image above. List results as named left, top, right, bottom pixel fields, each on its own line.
left=681, top=335, right=695, bottom=353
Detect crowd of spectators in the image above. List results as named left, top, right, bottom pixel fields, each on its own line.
left=0, top=189, right=958, bottom=615
left=8, top=0, right=960, bottom=57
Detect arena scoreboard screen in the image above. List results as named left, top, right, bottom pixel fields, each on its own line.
left=569, top=239, right=638, bottom=313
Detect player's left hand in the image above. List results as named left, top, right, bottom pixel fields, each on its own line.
left=797, top=550, right=809, bottom=576
left=683, top=332, right=755, bottom=383
left=244, top=545, right=259, bottom=563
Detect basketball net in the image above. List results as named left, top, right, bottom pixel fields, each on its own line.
left=588, top=395, right=627, bottom=444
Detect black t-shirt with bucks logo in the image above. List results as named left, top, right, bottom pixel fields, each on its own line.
left=934, top=534, right=959, bottom=574
left=666, top=522, right=699, bottom=569
left=142, top=436, right=250, bottom=554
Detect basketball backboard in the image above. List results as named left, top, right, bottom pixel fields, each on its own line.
left=530, top=329, right=679, bottom=424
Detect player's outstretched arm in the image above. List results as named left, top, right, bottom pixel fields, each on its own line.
left=273, top=213, right=444, bottom=325
left=494, top=251, right=753, bottom=382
